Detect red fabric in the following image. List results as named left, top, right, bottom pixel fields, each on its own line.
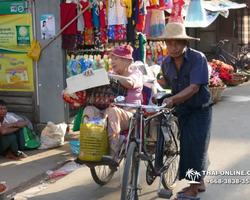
left=60, top=3, right=77, bottom=34
left=136, top=0, right=146, bottom=31
left=99, top=1, right=107, bottom=28
left=81, top=1, right=93, bottom=27
left=111, top=45, right=134, bottom=59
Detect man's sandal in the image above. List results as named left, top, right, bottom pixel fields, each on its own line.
left=177, top=187, right=205, bottom=195
left=175, top=193, right=201, bottom=200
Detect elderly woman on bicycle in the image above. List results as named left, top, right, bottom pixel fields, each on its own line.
left=83, top=45, right=143, bottom=161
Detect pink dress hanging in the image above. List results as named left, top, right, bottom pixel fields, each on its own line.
left=168, top=0, right=184, bottom=24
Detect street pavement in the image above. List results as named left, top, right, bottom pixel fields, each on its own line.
left=21, top=82, right=250, bottom=199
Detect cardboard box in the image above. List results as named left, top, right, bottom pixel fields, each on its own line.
left=66, top=68, right=109, bottom=94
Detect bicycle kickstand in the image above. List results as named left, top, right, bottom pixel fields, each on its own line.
left=157, top=173, right=173, bottom=199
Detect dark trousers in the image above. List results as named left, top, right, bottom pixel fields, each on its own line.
left=0, top=129, right=25, bottom=156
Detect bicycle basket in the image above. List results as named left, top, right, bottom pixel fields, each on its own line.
left=210, top=43, right=217, bottom=54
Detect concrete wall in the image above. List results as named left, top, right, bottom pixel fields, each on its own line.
left=34, top=0, right=67, bottom=127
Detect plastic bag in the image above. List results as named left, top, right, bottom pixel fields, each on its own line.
left=27, top=40, right=41, bottom=61
left=62, top=88, right=86, bottom=108
left=73, top=106, right=85, bottom=131
left=38, top=121, right=67, bottom=150
left=23, top=127, right=41, bottom=149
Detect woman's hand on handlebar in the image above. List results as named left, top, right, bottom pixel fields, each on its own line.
left=163, top=98, right=174, bottom=109
left=83, top=68, right=94, bottom=76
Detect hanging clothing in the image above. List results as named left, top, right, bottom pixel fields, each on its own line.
left=94, top=28, right=101, bottom=49
left=136, top=0, right=147, bottom=32
left=127, top=0, right=137, bottom=42
left=62, top=34, right=77, bottom=50
left=108, top=0, right=128, bottom=25
left=108, top=24, right=127, bottom=40
left=184, top=0, right=207, bottom=27
left=168, top=0, right=184, bottom=23
left=143, top=9, right=152, bottom=36
left=150, top=9, right=165, bottom=37
left=60, top=3, right=77, bottom=34
left=100, top=0, right=107, bottom=28
left=77, top=8, right=85, bottom=31
left=77, top=31, right=85, bottom=47
left=81, top=1, right=94, bottom=27
left=132, top=33, right=147, bottom=63
left=85, top=27, right=95, bottom=45
left=100, top=27, right=108, bottom=43
left=91, top=0, right=100, bottom=27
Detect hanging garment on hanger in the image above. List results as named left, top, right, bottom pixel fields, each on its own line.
left=91, top=0, right=100, bottom=27
left=99, top=0, right=108, bottom=43
left=150, top=9, right=165, bottom=37
left=79, top=56, right=87, bottom=72
left=62, top=35, right=78, bottom=50
left=108, top=0, right=128, bottom=25
left=85, top=27, right=95, bottom=45
left=77, top=31, right=85, bottom=47
left=81, top=0, right=94, bottom=27
left=127, top=0, right=137, bottom=42
left=168, top=0, right=184, bottom=23
left=132, top=33, right=147, bottom=63
left=94, top=28, right=101, bottom=49
left=100, top=0, right=107, bottom=28
left=136, top=0, right=147, bottom=32
left=184, top=0, right=207, bottom=27
left=143, top=9, right=152, bottom=36
left=60, top=3, right=77, bottom=34
left=77, top=7, right=85, bottom=31
left=100, top=27, right=108, bottom=43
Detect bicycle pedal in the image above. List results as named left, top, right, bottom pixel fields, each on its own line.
left=157, top=189, right=172, bottom=199
left=138, top=154, right=151, bottom=161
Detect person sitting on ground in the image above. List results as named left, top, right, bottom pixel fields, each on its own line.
left=82, top=45, right=143, bottom=162
left=0, top=100, right=28, bottom=159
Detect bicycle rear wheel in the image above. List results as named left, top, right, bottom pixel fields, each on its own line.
left=121, top=141, right=139, bottom=200
left=90, top=165, right=115, bottom=186
left=162, top=116, right=180, bottom=190
left=240, top=51, right=250, bottom=74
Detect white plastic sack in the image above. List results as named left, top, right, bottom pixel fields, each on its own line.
left=38, top=121, right=68, bottom=150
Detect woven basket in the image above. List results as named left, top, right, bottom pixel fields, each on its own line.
left=244, top=74, right=250, bottom=82
left=228, top=74, right=246, bottom=86
left=209, top=86, right=226, bottom=103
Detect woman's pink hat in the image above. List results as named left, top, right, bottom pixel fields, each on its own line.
left=111, top=45, right=134, bottom=60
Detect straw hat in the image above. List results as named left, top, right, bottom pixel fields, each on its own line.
left=158, top=23, right=200, bottom=41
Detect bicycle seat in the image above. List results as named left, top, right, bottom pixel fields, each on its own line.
left=151, top=92, right=173, bottom=105
left=238, top=43, right=246, bottom=47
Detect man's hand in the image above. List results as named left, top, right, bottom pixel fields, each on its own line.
left=83, top=68, right=94, bottom=76
left=163, top=98, right=174, bottom=109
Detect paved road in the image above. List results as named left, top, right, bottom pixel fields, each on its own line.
left=30, top=82, right=250, bottom=200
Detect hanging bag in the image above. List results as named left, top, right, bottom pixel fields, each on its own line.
left=79, top=115, right=108, bottom=161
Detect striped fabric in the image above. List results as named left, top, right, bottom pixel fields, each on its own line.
left=234, top=8, right=250, bottom=45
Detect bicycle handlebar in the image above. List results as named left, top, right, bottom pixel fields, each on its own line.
left=113, top=102, right=168, bottom=111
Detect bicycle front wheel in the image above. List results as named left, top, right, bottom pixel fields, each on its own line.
left=240, top=51, right=250, bottom=74
left=162, top=116, right=180, bottom=190
left=121, top=141, right=139, bottom=200
left=90, top=165, right=115, bottom=186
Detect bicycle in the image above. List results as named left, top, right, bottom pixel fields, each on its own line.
left=115, top=93, right=180, bottom=200
left=75, top=93, right=180, bottom=200
left=206, top=39, right=250, bottom=74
